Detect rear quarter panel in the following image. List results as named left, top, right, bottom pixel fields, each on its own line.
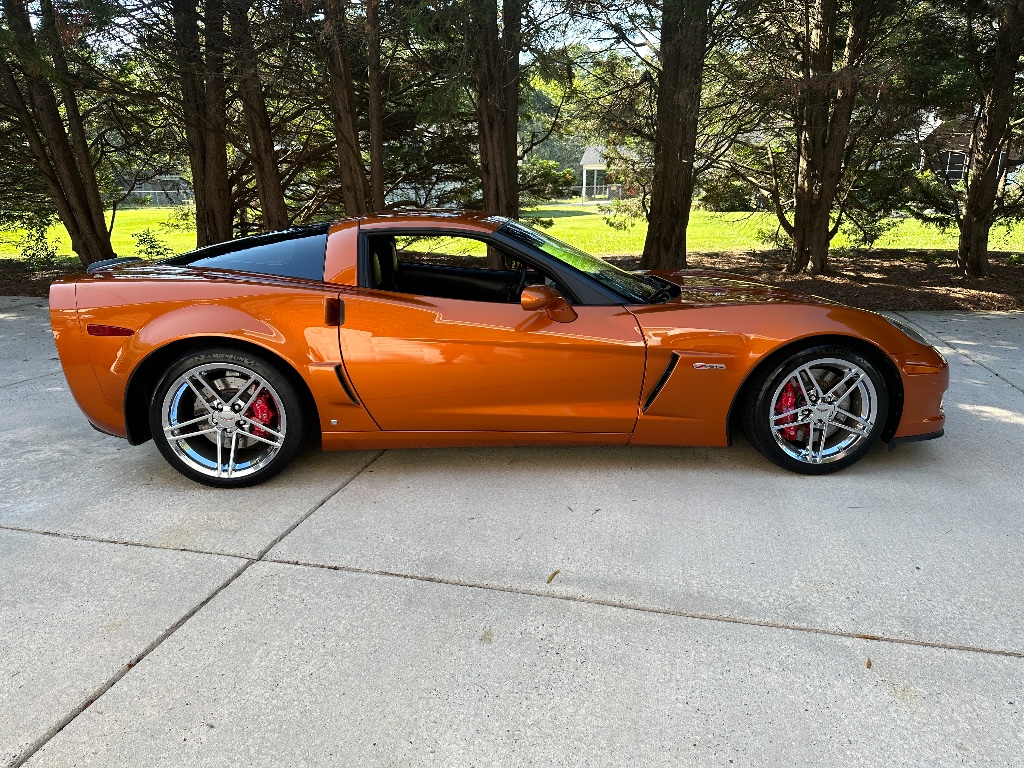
left=66, top=270, right=374, bottom=438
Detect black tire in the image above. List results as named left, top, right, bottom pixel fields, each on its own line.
left=742, top=345, right=888, bottom=475
left=149, top=347, right=305, bottom=488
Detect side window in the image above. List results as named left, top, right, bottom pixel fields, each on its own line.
left=365, top=232, right=566, bottom=304
left=395, top=235, right=499, bottom=269
left=181, top=233, right=327, bottom=281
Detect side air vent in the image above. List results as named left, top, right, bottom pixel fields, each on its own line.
left=642, top=352, right=682, bottom=413
left=334, top=364, right=360, bottom=405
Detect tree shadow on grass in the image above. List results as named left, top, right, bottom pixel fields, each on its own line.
left=525, top=206, right=601, bottom=220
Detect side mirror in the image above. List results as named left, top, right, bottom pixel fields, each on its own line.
left=520, top=285, right=578, bottom=323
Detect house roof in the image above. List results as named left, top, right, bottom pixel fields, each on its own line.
left=580, top=145, right=606, bottom=167
left=580, top=145, right=640, bottom=167
left=926, top=118, right=1021, bottom=164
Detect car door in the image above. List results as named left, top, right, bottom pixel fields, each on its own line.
left=338, top=230, right=647, bottom=434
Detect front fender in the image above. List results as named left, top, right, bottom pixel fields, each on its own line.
left=626, top=302, right=933, bottom=446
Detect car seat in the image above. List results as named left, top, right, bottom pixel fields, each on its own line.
left=369, top=237, right=399, bottom=291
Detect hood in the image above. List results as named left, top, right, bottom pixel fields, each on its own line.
left=647, top=269, right=833, bottom=306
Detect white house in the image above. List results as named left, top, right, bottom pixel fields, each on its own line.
left=580, top=145, right=609, bottom=200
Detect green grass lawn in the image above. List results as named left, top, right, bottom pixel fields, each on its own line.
left=3, top=202, right=1022, bottom=263
left=532, top=203, right=1024, bottom=255
left=0, top=207, right=197, bottom=262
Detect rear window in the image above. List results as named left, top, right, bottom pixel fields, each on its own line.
left=170, top=232, right=328, bottom=281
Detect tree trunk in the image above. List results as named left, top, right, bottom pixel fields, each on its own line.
left=785, top=0, right=873, bottom=275
left=473, top=0, right=521, bottom=220
left=365, top=0, right=386, bottom=212
left=173, top=0, right=233, bottom=247
left=957, top=0, right=1024, bottom=278
left=38, top=0, right=109, bottom=246
left=1, top=0, right=115, bottom=266
left=471, top=0, right=521, bottom=267
left=639, top=0, right=711, bottom=271
left=789, top=196, right=833, bottom=275
left=324, top=0, right=371, bottom=217
left=227, top=0, right=289, bottom=230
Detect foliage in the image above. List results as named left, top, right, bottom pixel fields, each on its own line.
left=1, top=0, right=1021, bottom=277
left=132, top=228, right=176, bottom=260
left=519, top=157, right=576, bottom=210
left=698, top=174, right=756, bottom=212
left=0, top=120, right=57, bottom=234
left=16, top=226, right=60, bottom=271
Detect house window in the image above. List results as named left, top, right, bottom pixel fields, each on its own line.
left=937, top=151, right=968, bottom=183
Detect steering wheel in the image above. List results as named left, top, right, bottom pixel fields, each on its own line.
left=504, top=259, right=528, bottom=303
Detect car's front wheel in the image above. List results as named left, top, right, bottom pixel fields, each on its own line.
left=150, top=348, right=304, bottom=487
left=742, top=345, right=888, bottom=474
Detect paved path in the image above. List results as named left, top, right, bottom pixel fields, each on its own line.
left=1, top=298, right=1021, bottom=766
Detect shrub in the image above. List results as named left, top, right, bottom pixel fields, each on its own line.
left=162, top=203, right=196, bottom=231
left=18, top=227, right=60, bottom=270
left=132, top=228, right=175, bottom=260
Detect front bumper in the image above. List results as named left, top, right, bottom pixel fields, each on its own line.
left=890, top=346, right=949, bottom=440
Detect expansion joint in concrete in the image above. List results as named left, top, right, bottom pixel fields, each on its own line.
left=0, top=370, right=62, bottom=390
left=7, top=450, right=386, bottom=768
left=265, top=556, right=1024, bottom=662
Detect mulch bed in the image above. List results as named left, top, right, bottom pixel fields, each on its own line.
left=605, top=249, right=1024, bottom=311
left=3, top=250, right=1023, bottom=311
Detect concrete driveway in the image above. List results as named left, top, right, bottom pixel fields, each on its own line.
left=1, top=294, right=1021, bottom=767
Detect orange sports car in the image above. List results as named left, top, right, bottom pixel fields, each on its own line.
left=49, top=211, right=948, bottom=487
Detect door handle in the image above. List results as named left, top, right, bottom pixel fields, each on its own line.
left=325, top=297, right=344, bottom=326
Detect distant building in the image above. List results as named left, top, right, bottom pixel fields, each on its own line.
left=120, top=175, right=193, bottom=206
left=923, top=118, right=1019, bottom=184
left=580, top=145, right=609, bottom=199
left=579, top=146, right=636, bottom=200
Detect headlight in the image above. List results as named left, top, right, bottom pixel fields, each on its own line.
left=878, top=313, right=931, bottom=346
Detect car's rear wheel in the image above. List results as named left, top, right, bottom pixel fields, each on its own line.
left=149, top=348, right=304, bottom=487
left=742, top=345, right=888, bottom=474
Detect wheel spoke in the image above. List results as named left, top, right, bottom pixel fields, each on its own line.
left=215, top=431, right=223, bottom=477
left=807, top=424, right=827, bottom=463
left=169, top=426, right=219, bottom=441
left=793, top=371, right=813, bottom=403
left=832, top=408, right=872, bottom=437
left=236, top=426, right=283, bottom=447
left=804, top=423, right=817, bottom=462
left=835, top=407, right=872, bottom=429
left=773, top=418, right=812, bottom=433
left=164, top=413, right=210, bottom=432
left=237, top=415, right=284, bottom=440
left=824, top=369, right=857, bottom=399
left=772, top=407, right=803, bottom=423
left=225, top=375, right=261, bottom=409
left=194, top=373, right=226, bottom=406
left=832, top=373, right=865, bottom=404
left=799, top=366, right=824, bottom=399
left=829, top=420, right=869, bottom=437
left=226, top=431, right=238, bottom=477
left=186, top=380, right=215, bottom=412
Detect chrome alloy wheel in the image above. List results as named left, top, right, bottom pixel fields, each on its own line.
left=769, top=357, right=879, bottom=465
left=161, top=362, right=287, bottom=480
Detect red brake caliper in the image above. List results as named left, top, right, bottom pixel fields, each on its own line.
left=245, top=390, right=276, bottom=439
left=775, top=381, right=800, bottom=441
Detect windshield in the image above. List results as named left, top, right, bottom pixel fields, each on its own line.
left=499, top=220, right=666, bottom=303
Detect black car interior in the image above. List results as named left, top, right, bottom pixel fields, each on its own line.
left=366, top=233, right=559, bottom=304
